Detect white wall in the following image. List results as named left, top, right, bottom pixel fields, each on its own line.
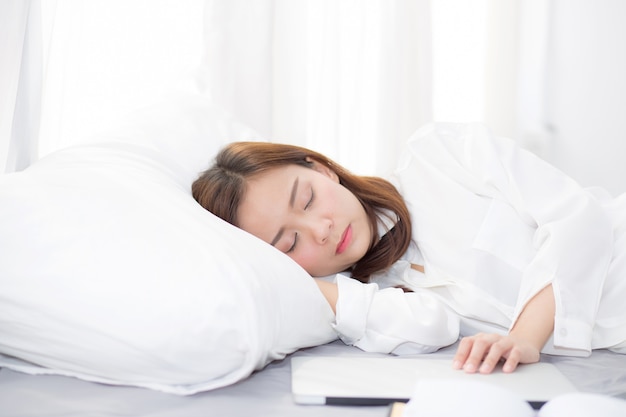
left=545, top=0, right=626, bottom=195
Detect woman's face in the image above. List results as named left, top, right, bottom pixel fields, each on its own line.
left=237, top=161, right=373, bottom=277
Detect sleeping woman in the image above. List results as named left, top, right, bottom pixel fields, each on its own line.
left=192, top=122, right=626, bottom=375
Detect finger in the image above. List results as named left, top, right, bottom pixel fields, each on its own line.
left=479, top=339, right=510, bottom=374
left=502, top=348, right=521, bottom=373
left=452, top=337, right=474, bottom=370
left=463, top=336, right=494, bottom=373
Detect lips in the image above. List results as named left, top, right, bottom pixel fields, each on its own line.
left=336, top=225, right=352, bottom=255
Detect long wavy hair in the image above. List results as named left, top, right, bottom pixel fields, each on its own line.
left=191, top=141, right=411, bottom=282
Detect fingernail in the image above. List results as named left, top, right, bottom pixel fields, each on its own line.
left=464, top=363, right=476, bottom=373
left=452, top=360, right=461, bottom=369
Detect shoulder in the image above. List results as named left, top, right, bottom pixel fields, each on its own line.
left=406, top=122, right=499, bottom=155
left=394, top=122, right=490, bottom=179
left=401, top=122, right=525, bottom=176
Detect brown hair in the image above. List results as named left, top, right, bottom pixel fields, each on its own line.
left=191, top=141, right=411, bottom=282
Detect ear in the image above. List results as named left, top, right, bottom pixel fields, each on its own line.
left=306, top=157, right=340, bottom=183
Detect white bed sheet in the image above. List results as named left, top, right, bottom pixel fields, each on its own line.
left=1, top=340, right=624, bottom=417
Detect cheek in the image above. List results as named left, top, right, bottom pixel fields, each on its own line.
left=291, top=249, right=324, bottom=275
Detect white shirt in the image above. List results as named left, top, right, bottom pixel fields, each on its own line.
left=332, top=122, right=626, bottom=357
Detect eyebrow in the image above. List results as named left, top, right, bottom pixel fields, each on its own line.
left=270, top=177, right=299, bottom=246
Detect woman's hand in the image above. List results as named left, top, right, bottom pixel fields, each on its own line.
left=452, top=333, right=541, bottom=374
left=453, top=284, right=555, bottom=374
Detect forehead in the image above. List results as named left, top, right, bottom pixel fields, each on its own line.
left=245, top=164, right=310, bottom=200
left=237, top=164, right=307, bottom=240
left=248, top=164, right=302, bottom=188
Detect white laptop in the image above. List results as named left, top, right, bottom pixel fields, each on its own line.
left=291, top=356, right=578, bottom=408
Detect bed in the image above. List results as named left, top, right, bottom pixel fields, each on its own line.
left=1, top=340, right=625, bottom=416
left=1, top=93, right=625, bottom=416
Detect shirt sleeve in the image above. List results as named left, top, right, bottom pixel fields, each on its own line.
left=414, top=123, right=614, bottom=356
left=332, top=274, right=460, bottom=355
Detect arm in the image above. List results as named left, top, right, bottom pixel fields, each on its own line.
left=408, top=123, right=612, bottom=355
left=453, top=284, right=554, bottom=373
left=314, top=279, right=337, bottom=314
left=315, top=276, right=460, bottom=355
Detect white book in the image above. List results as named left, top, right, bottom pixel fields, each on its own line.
left=396, top=379, right=626, bottom=417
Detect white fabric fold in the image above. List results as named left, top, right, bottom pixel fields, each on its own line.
left=332, top=275, right=460, bottom=355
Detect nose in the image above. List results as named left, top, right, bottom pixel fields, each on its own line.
left=310, top=217, right=333, bottom=245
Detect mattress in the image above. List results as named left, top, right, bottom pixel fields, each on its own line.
left=1, top=340, right=625, bottom=417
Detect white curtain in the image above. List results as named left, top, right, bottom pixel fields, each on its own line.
left=1, top=0, right=42, bottom=173
left=1, top=0, right=434, bottom=177
left=3, top=0, right=545, bottom=178
left=430, top=0, right=552, bottom=152
left=200, top=0, right=433, bottom=176
left=1, top=0, right=207, bottom=173
left=36, top=0, right=206, bottom=159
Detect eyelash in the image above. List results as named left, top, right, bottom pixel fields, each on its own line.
left=287, top=190, right=314, bottom=253
left=304, top=190, right=315, bottom=210
left=287, top=233, right=298, bottom=253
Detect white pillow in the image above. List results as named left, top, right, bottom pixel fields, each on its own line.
left=0, top=93, right=336, bottom=395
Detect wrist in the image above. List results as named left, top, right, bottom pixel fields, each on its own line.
left=509, top=284, right=555, bottom=352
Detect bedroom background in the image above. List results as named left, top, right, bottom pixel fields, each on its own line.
left=2, top=0, right=626, bottom=194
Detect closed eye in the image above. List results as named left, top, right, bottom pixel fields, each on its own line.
left=304, top=189, right=314, bottom=210
left=286, top=233, right=298, bottom=253
left=286, top=189, right=313, bottom=253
